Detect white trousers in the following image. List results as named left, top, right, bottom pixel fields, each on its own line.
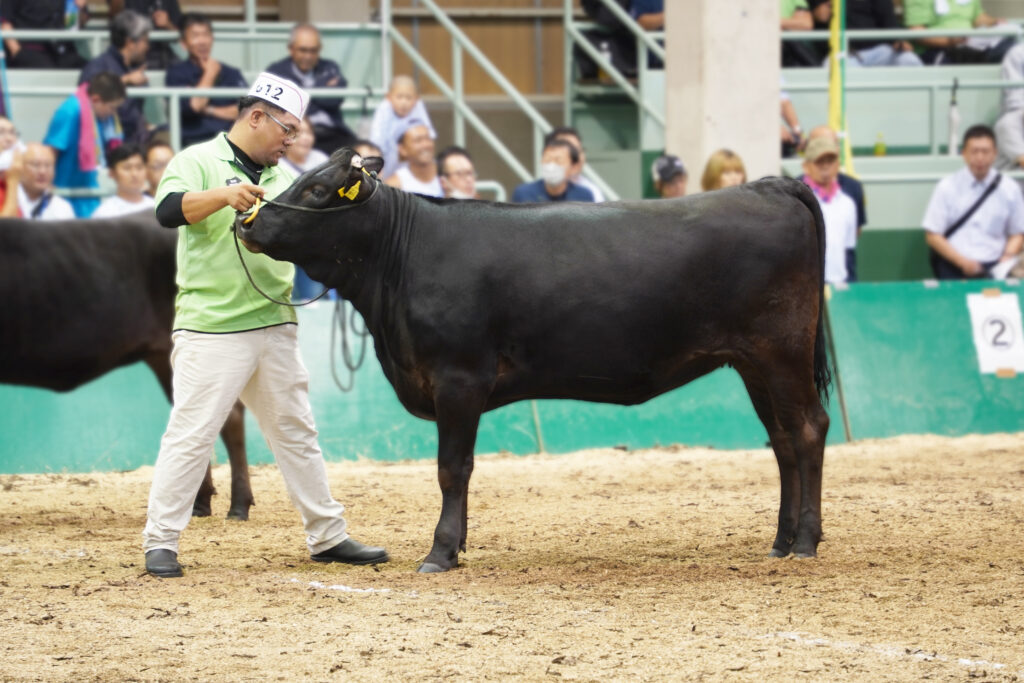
left=142, top=325, right=348, bottom=555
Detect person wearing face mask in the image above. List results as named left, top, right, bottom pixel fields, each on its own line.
left=511, top=139, right=595, bottom=203
left=436, top=145, right=478, bottom=199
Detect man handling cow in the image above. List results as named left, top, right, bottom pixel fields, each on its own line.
left=143, top=72, right=388, bottom=578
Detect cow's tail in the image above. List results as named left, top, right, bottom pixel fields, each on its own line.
left=791, top=180, right=834, bottom=405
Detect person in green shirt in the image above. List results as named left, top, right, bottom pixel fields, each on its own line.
left=142, top=72, right=388, bottom=578
left=904, top=0, right=1012, bottom=64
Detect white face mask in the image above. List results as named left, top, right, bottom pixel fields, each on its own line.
left=541, top=162, right=567, bottom=187
left=448, top=189, right=474, bottom=200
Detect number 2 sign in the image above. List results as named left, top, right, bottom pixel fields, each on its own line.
left=966, top=291, right=1024, bottom=375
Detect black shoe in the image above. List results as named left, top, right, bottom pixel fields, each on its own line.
left=311, top=538, right=389, bottom=566
left=145, top=549, right=183, bottom=578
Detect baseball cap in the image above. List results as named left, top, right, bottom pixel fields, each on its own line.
left=804, top=137, right=840, bottom=163
left=247, top=72, right=309, bottom=120
left=652, top=154, right=687, bottom=184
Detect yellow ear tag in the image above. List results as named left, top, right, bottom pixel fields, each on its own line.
left=242, top=196, right=262, bottom=224
left=338, top=180, right=361, bottom=201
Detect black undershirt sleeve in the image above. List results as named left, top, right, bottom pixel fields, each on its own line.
left=155, top=192, right=188, bottom=228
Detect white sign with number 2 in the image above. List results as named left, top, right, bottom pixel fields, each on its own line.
left=966, top=292, right=1024, bottom=374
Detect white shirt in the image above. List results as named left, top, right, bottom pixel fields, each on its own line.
left=922, top=167, right=1024, bottom=263
left=279, top=148, right=330, bottom=178
left=573, top=174, right=606, bottom=202
left=17, top=185, right=76, bottom=221
left=811, top=186, right=858, bottom=284
left=394, top=165, right=444, bottom=198
left=369, top=99, right=436, bottom=179
left=91, top=194, right=155, bottom=219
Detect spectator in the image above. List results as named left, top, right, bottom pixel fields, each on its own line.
left=995, top=44, right=1024, bottom=170
left=79, top=10, right=151, bottom=146
left=352, top=139, right=383, bottom=161
left=11, top=143, right=76, bottom=219
left=369, top=75, right=435, bottom=179
left=43, top=71, right=127, bottom=218
left=108, top=0, right=183, bottom=69
left=807, top=125, right=867, bottom=234
left=279, top=117, right=329, bottom=177
left=436, top=145, right=477, bottom=199
left=801, top=137, right=859, bottom=284
left=144, top=139, right=174, bottom=195
left=631, top=0, right=663, bottom=30
left=905, top=0, right=1013, bottom=64
left=166, top=12, right=247, bottom=148
left=0, top=114, right=26, bottom=174
left=92, top=144, right=153, bottom=217
left=781, top=80, right=804, bottom=158
left=808, top=0, right=922, bottom=67
left=651, top=153, right=687, bottom=198
left=384, top=121, right=443, bottom=197
left=1, top=0, right=87, bottom=69
left=512, top=139, right=596, bottom=203
left=782, top=0, right=819, bottom=67
left=546, top=126, right=605, bottom=202
left=923, top=124, right=1024, bottom=279
left=700, top=149, right=746, bottom=192
left=266, top=23, right=356, bottom=156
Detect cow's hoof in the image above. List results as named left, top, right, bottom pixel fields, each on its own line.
left=768, top=548, right=790, bottom=558
left=226, top=508, right=250, bottom=521
left=417, top=562, right=449, bottom=573
left=191, top=505, right=212, bottom=518
left=792, top=551, right=817, bottom=559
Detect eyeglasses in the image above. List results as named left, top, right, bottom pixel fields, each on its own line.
left=444, top=169, right=477, bottom=179
left=293, top=45, right=321, bottom=54
left=263, top=110, right=299, bottom=141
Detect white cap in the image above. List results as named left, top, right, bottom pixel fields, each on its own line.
left=247, top=72, right=309, bottom=120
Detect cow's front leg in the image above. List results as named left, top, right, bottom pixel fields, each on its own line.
left=192, top=463, right=215, bottom=517
left=419, top=379, right=485, bottom=573
left=220, top=401, right=254, bottom=520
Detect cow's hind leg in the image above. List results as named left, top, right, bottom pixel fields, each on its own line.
left=738, top=357, right=828, bottom=558
left=419, top=378, right=485, bottom=573
left=220, top=401, right=254, bottom=520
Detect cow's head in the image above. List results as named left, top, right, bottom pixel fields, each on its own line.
left=235, top=148, right=384, bottom=282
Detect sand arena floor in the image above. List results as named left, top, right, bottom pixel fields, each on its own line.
left=1, top=433, right=1023, bottom=681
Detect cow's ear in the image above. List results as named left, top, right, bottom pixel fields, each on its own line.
left=361, top=156, right=384, bottom=177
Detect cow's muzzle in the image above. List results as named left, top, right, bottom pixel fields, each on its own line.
left=232, top=212, right=263, bottom=253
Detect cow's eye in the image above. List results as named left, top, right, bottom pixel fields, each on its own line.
left=307, top=186, right=325, bottom=200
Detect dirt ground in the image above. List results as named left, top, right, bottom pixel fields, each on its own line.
left=1, top=433, right=1023, bottom=682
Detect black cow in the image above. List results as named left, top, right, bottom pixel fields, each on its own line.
left=236, top=149, right=832, bottom=573
left=0, top=212, right=254, bottom=520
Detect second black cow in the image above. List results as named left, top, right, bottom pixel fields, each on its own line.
left=0, top=212, right=254, bottom=519
left=237, top=150, right=832, bottom=573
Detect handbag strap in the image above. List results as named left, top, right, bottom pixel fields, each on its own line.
left=944, top=172, right=1002, bottom=239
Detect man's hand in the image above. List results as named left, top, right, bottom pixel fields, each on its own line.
left=223, top=184, right=265, bottom=213
left=151, top=9, right=173, bottom=29
left=123, top=67, right=148, bottom=86
left=200, top=56, right=222, bottom=82
left=960, top=258, right=986, bottom=277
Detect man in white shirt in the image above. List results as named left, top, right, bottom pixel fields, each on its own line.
left=385, top=120, right=443, bottom=197
left=15, top=143, right=75, bottom=220
left=436, top=145, right=478, bottom=199
left=92, top=144, right=155, bottom=218
left=924, top=124, right=1024, bottom=279
left=800, top=137, right=858, bottom=284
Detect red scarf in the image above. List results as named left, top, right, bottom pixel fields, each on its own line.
left=803, top=174, right=839, bottom=203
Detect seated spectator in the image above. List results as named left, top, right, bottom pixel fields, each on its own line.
left=92, top=144, right=153, bottom=218
left=79, top=10, right=152, bottom=146
left=436, top=145, right=478, bottom=199
left=11, top=143, right=76, bottom=219
left=546, top=126, right=605, bottom=202
left=166, top=13, right=248, bottom=148
left=353, top=139, right=383, bottom=162
left=808, top=0, right=922, bottom=67
left=631, top=0, right=663, bottom=30
left=781, top=0, right=819, bottom=67
left=651, top=153, right=687, bottom=198
left=370, top=76, right=435, bottom=180
left=279, top=117, right=329, bottom=177
left=43, top=71, right=127, bottom=218
left=995, top=44, right=1024, bottom=169
left=384, top=121, right=443, bottom=197
left=905, top=0, right=1013, bottom=64
left=109, top=0, right=183, bottom=69
left=512, top=139, right=596, bottom=203
left=1, top=0, right=87, bottom=69
left=801, top=137, right=859, bottom=284
left=700, top=149, right=746, bottom=192
left=144, top=139, right=174, bottom=195
left=923, top=124, right=1024, bottom=279
left=0, top=115, right=26, bottom=174
left=267, top=23, right=356, bottom=156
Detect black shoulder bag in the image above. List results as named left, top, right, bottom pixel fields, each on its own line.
left=929, top=173, right=1002, bottom=279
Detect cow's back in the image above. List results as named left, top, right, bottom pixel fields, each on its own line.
left=0, top=213, right=178, bottom=390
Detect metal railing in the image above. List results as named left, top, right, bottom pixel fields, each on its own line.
left=380, top=0, right=618, bottom=200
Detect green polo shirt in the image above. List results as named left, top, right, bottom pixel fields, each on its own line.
left=780, top=0, right=809, bottom=19
left=903, top=0, right=981, bottom=29
left=155, top=133, right=298, bottom=333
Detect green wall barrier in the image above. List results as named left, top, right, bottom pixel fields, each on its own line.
left=827, top=280, right=1024, bottom=439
